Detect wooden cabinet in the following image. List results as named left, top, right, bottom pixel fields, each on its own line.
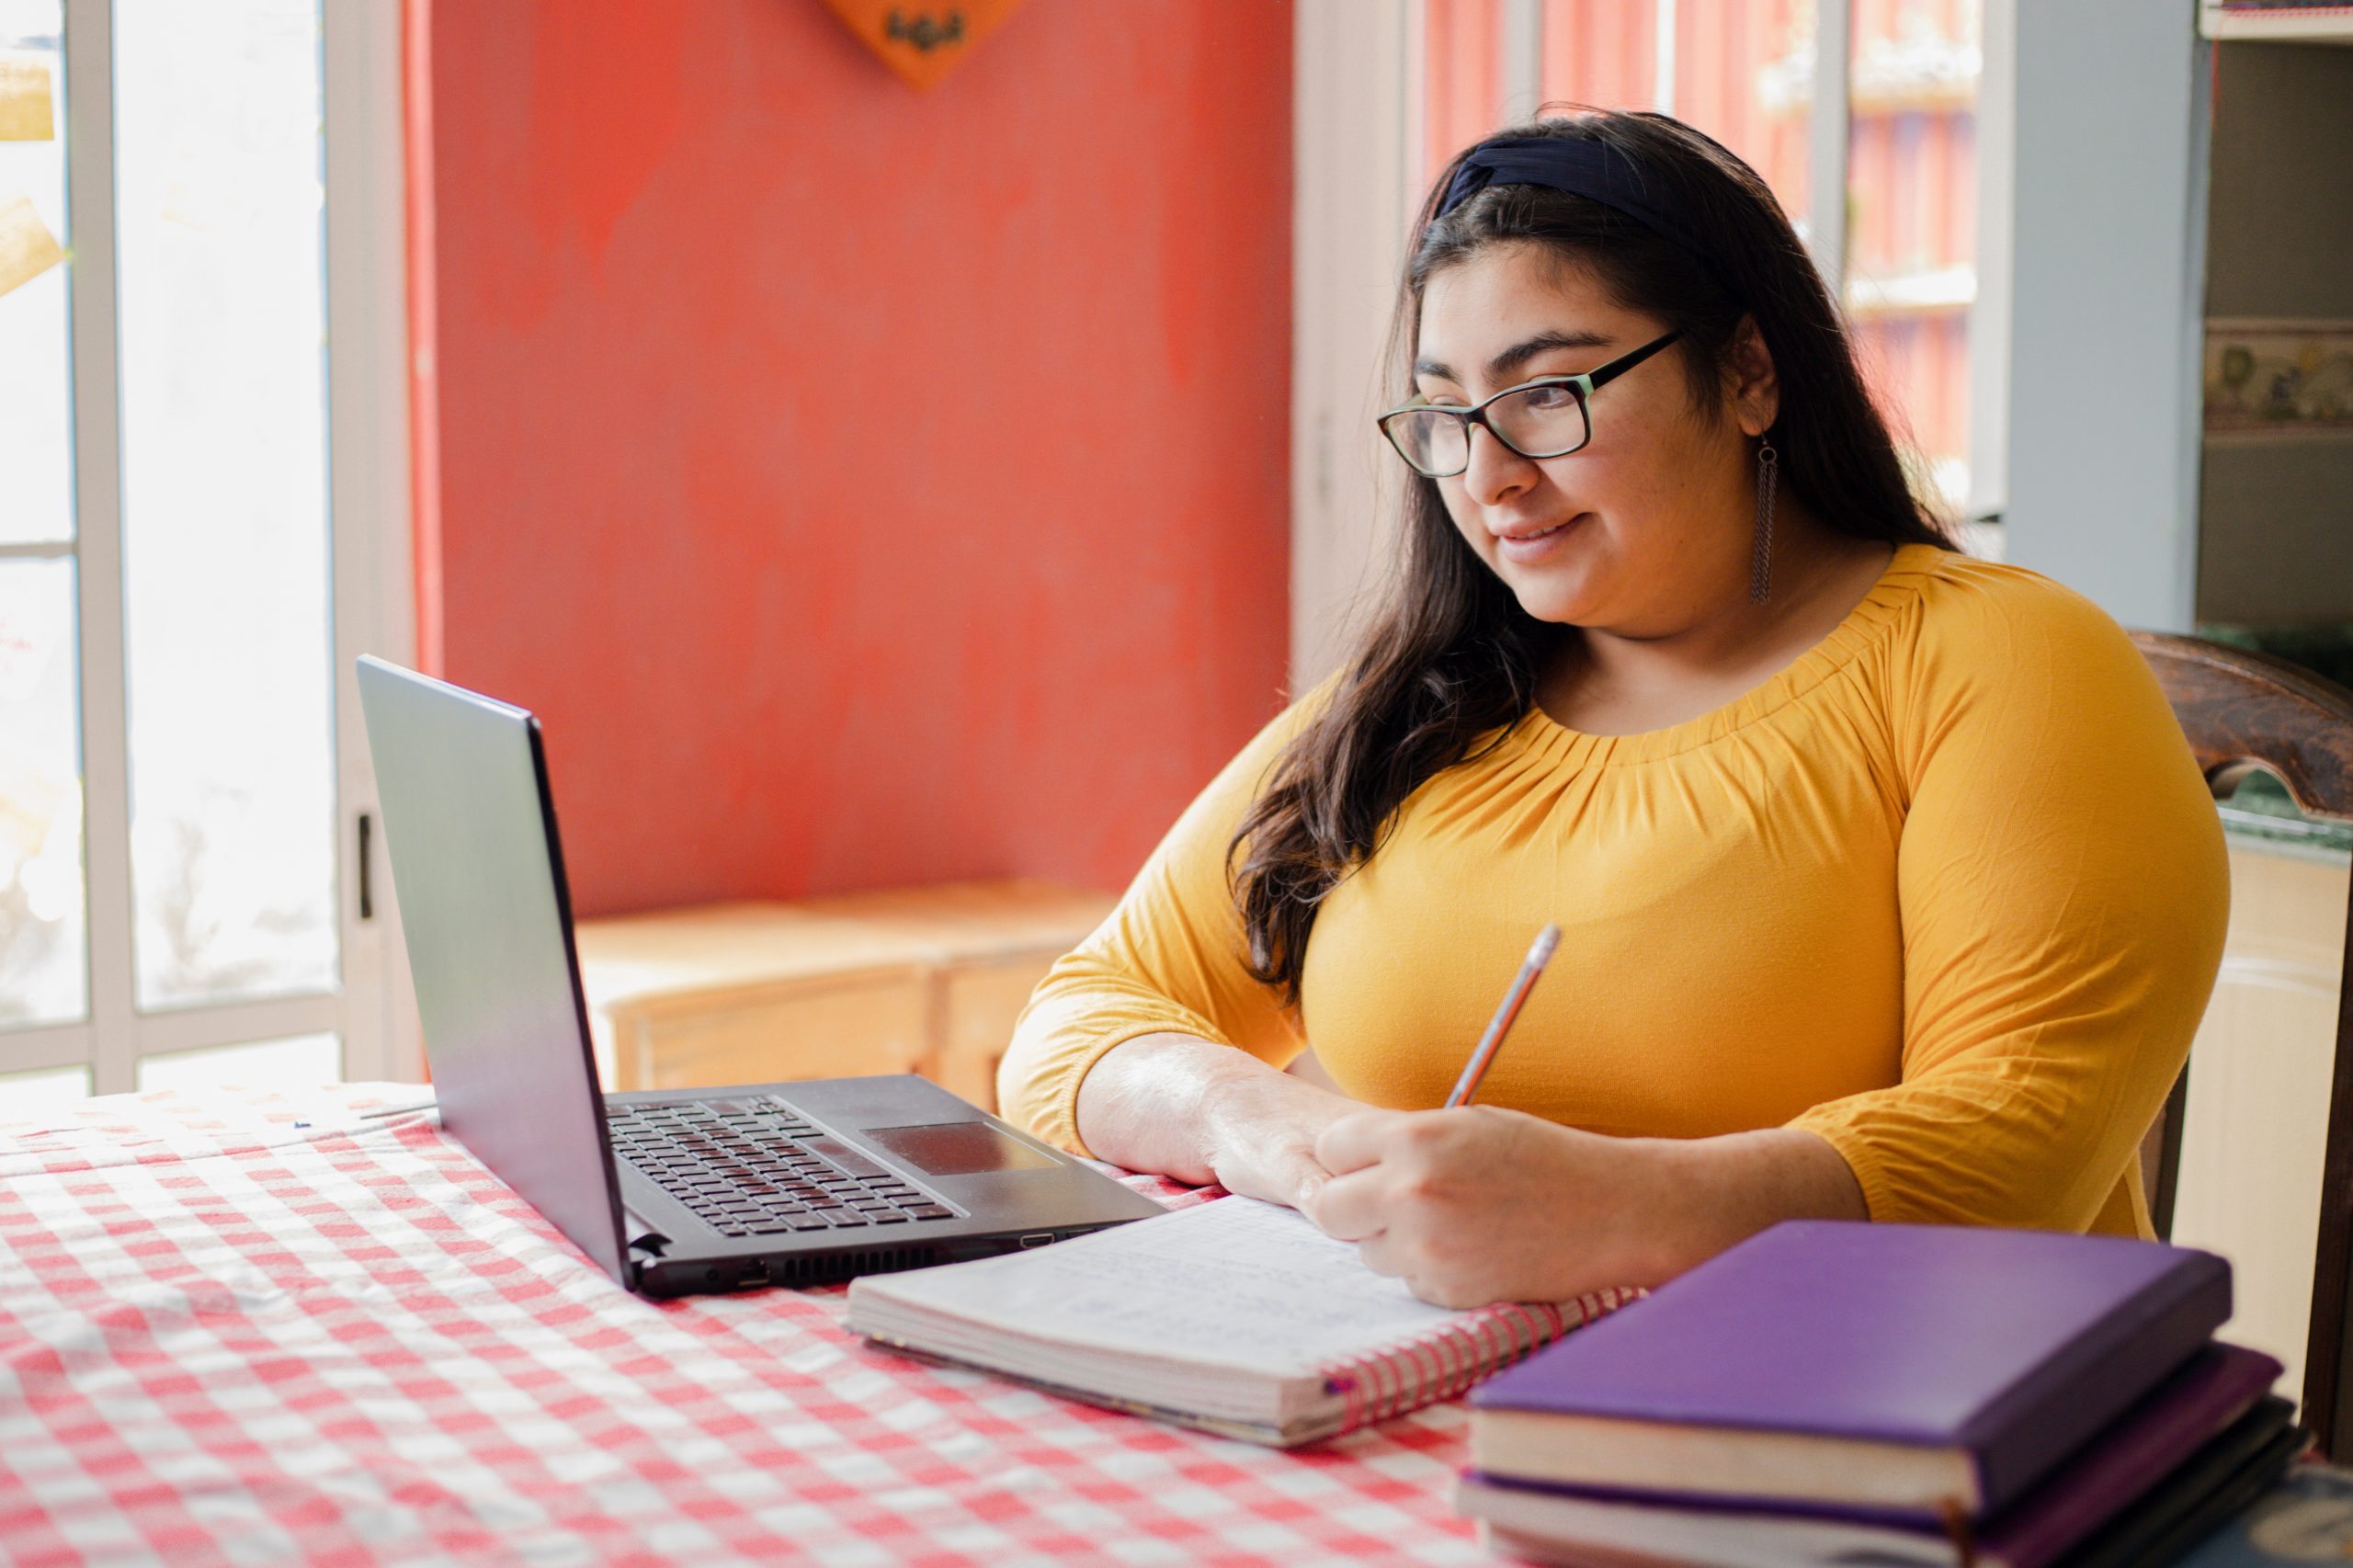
left=2171, top=839, right=2353, bottom=1408
left=572, top=881, right=1114, bottom=1110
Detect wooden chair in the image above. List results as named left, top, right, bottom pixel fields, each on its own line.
left=2133, top=631, right=2353, bottom=1457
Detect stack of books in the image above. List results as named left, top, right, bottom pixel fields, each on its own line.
left=1457, top=1221, right=2305, bottom=1568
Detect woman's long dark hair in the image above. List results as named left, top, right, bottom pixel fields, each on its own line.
left=1230, top=109, right=1954, bottom=1007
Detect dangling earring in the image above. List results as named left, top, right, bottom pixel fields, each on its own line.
left=1750, top=436, right=1779, bottom=605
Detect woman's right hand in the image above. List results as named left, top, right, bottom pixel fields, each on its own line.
left=1073, top=1032, right=1365, bottom=1212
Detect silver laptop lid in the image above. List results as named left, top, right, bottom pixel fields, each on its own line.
left=355, top=655, right=631, bottom=1286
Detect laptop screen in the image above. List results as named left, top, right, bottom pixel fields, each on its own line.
left=356, top=657, right=631, bottom=1287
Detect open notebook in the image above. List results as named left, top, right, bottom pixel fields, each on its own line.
left=846, top=1195, right=1638, bottom=1447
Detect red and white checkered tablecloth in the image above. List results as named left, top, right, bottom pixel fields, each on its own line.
left=0, top=1085, right=1511, bottom=1567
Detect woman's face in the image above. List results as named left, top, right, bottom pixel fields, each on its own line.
left=1412, top=242, right=1764, bottom=633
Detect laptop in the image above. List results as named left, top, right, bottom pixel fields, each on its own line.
left=355, top=656, right=1165, bottom=1298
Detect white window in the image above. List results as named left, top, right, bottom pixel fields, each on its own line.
left=0, top=0, right=414, bottom=1099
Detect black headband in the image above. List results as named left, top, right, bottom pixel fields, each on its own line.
left=1438, top=137, right=1716, bottom=274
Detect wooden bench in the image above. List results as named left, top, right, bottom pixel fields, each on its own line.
left=572, top=880, right=1115, bottom=1111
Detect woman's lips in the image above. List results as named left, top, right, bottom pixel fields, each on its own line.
left=1495, top=513, right=1587, bottom=565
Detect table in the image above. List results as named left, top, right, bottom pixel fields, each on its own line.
left=0, top=1085, right=1498, bottom=1566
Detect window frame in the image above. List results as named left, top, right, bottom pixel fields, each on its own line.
left=0, top=0, right=417, bottom=1095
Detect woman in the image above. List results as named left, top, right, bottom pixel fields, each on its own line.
left=997, top=111, right=2228, bottom=1309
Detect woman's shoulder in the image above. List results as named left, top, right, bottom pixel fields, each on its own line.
left=1866, top=542, right=2181, bottom=771
left=1880, top=542, right=2144, bottom=678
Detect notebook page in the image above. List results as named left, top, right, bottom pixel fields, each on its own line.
left=853, top=1196, right=1482, bottom=1379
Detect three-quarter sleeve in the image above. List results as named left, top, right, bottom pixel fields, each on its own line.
left=996, top=687, right=1329, bottom=1155
left=1787, top=574, right=2230, bottom=1233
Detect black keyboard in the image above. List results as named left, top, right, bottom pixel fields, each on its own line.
left=607, top=1097, right=960, bottom=1238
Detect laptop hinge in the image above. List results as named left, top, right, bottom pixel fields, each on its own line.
left=625, top=1210, right=671, bottom=1258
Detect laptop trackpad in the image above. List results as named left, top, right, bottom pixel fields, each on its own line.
left=862, top=1121, right=1060, bottom=1177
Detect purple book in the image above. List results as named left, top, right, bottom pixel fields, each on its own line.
left=1470, top=1220, right=2233, bottom=1520
left=1986, top=1349, right=2282, bottom=1564
left=1458, top=1344, right=2285, bottom=1568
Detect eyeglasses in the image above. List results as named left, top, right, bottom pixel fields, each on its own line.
left=1375, top=329, right=1685, bottom=478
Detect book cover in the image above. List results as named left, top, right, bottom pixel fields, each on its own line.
left=1472, top=1220, right=2232, bottom=1516
left=1459, top=1364, right=2291, bottom=1568
left=1476, top=1413, right=2306, bottom=1568
left=1465, top=1343, right=2282, bottom=1536
left=2057, top=1408, right=2303, bottom=1568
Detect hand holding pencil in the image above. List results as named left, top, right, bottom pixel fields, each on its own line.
left=1310, top=921, right=1633, bottom=1305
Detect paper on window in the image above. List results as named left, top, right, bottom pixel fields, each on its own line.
left=0, top=59, right=53, bottom=142
left=0, top=192, right=63, bottom=300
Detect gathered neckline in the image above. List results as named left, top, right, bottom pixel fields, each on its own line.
left=1501, top=541, right=1949, bottom=769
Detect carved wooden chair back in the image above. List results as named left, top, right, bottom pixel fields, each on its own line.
left=2132, top=631, right=2353, bottom=1457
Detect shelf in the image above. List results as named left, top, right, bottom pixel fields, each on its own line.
left=2201, top=3, right=2353, bottom=42
left=2203, top=424, right=2353, bottom=446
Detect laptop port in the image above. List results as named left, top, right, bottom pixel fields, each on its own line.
left=1017, top=1233, right=1057, bottom=1248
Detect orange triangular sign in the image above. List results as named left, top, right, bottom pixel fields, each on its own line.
left=818, top=0, right=1028, bottom=92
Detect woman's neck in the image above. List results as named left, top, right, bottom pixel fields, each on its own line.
left=1534, top=513, right=1898, bottom=737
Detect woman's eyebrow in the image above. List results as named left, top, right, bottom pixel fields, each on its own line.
left=1414, top=328, right=1615, bottom=387
left=1485, top=328, right=1613, bottom=382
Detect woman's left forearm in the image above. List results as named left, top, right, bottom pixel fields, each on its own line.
left=1642, top=1126, right=1868, bottom=1278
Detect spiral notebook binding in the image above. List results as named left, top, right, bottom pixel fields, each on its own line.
left=1317, top=1286, right=1643, bottom=1434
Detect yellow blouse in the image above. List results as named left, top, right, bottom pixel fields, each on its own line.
left=998, top=545, right=2230, bottom=1237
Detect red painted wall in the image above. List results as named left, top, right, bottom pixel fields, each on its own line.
left=414, top=0, right=1293, bottom=915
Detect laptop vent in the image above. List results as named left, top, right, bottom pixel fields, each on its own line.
left=769, top=1246, right=938, bottom=1287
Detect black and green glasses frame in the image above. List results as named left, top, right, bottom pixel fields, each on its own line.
left=1375, top=328, right=1685, bottom=478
